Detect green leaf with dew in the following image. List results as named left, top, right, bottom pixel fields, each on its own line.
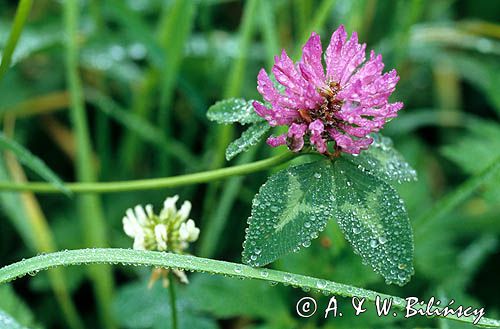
left=225, top=122, right=270, bottom=160
left=0, top=310, right=32, bottom=329
left=242, top=159, right=335, bottom=266
left=0, top=285, right=39, bottom=329
left=207, top=98, right=263, bottom=125
left=331, top=157, right=414, bottom=286
left=344, top=134, right=417, bottom=184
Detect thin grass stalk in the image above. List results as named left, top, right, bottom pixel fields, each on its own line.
left=63, top=2, right=115, bottom=328
left=0, top=0, right=33, bottom=82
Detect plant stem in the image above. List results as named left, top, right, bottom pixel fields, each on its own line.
left=1, top=249, right=499, bottom=328
left=156, top=0, right=196, bottom=174
left=0, top=0, right=33, bottom=82
left=2, top=118, right=84, bottom=329
left=168, top=271, right=178, bottom=329
left=296, top=0, right=337, bottom=55
left=0, top=152, right=300, bottom=194
left=415, top=156, right=500, bottom=236
left=63, top=2, right=115, bottom=328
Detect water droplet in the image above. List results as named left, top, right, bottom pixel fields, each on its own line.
left=234, top=266, right=242, bottom=274
left=316, top=280, right=327, bottom=289
left=370, top=239, right=378, bottom=248
left=314, top=172, right=322, bottom=179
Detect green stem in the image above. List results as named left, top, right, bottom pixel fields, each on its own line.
left=0, top=0, right=33, bottom=82
left=1, top=249, right=499, bottom=328
left=168, top=272, right=178, bottom=329
left=156, top=0, right=196, bottom=174
left=209, top=0, right=259, bottom=171
left=63, top=2, right=115, bottom=328
left=296, top=0, right=337, bottom=55
left=415, top=156, right=500, bottom=236
left=0, top=152, right=298, bottom=193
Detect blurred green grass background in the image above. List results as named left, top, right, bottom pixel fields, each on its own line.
left=0, top=0, right=499, bottom=328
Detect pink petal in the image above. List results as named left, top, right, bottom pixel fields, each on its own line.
left=309, top=119, right=327, bottom=153
left=298, top=32, right=326, bottom=89
left=272, top=50, right=323, bottom=110
left=257, top=69, right=297, bottom=109
left=326, top=25, right=347, bottom=80
left=253, top=101, right=298, bottom=126
left=339, top=52, right=400, bottom=108
left=287, top=123, right=308, bottom=152
left=326, top=26, right=366, bottom=85
left=328, top=128, right=373, bottom=154
left=266, top=134, right=287, bottom=147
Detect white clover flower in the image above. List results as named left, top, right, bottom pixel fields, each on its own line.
left=179, top=219, right=200, bottom=243
left=122, top=195, right=200, bottom=286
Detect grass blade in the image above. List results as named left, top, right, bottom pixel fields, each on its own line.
left=0, top=249, right=499, bottom=328
left=1, top=150, right=84, bottom=329
left=63, top=2, right=115, bottom=328
left=0, top=0, right=33, bottom=82
left=415, top=156, right=500, bottom=236
left=0, top=132, right=69, bottom=195
left=156, top=0, right=197, bottom=173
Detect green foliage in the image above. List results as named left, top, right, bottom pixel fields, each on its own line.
left=242, top=160, right=335, bottom=266
left=0, top=285, right=39, bottom=329
left=225, top=121, right=270, bottom=160
left=0, top=311, right=31, bottom=329
left=1, top=0, right=500, bottom=328
left=242, top=155, right=414, bottom=285
left=1, top=249, right=499, bottom=327
left=344, top=134, right=417, bottom=184
left=331, top=158, right=414, bottom=286
left=207, top=98, right=263, bottom=125
left=0, top=133, right=68, bottom=195
left=114, top=281, right=217, bottom=329
left=183, top=275, right=289, bottom=320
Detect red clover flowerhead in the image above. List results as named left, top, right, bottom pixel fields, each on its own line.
left=253, top=25, right=403, bottom=156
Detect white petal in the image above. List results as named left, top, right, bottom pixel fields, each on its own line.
left=160, top=195, right=179, bottom=219
left=133, top=234, right=146, bottom=250
left=125, top=208, right=136, bottom=223
left=187, top=220, right=200, bottom=242
left=154, top=224, right=168, bottom=251
left=177, top=201, right=192, bottom=222
left=179, top=219, right=200, bottom=243
left=134, top=205, right=148, bottom=225
left=145, top=204, right=154, bottom=218
left=122, top=216, right=138, bottom=238
left=172, top=269, right=189, bottom=284
left=179, top=222, right=189, bottom=241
